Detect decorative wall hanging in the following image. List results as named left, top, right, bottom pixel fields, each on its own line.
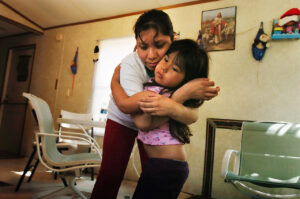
left=70, top=47, right=78, bottom=96
left=93, top=40, right=99, bottom=63
left=201, top=6, right=236, bottom=52
left=251, top=22, right=270, bottom=61
left=271, top=8, right=300, bottom=40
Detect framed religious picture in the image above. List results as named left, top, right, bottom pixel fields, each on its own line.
left=201, top=6, right=237, bottom=52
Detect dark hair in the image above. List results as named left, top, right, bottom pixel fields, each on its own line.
left=165, top=39, right=209, bottom=144
left=134, top=9, right=174, bottom=42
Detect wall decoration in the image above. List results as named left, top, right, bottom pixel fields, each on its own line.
left=271, top=8, right=300, bottom=40
left=201, top=6, right=236, bottom=52
left=70, top=47, right=78, bottom=96
left=93, top=40, right=99, bottom=63
left=251, top=22, right=271, bottom=61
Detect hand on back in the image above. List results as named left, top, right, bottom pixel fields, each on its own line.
left=182, top=78, right=220, bottom=101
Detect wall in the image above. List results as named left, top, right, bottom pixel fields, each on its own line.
left=0, top=0, right=299, bottom=197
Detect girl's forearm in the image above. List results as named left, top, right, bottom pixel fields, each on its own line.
left=131, top=112, right=169, bottom=131
left=111, top=77, right=140, bottom=114
left=169, top=103, right=198, bottom=125
left=138, top=93, right=199, bottom=125
left=171, top=83, right=191, bottom=104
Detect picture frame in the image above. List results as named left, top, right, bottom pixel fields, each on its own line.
left=202, top=118, right=250, bottom=198
left=201, top=6, right=237, bottom=52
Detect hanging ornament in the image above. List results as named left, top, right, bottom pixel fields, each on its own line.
left=93, top=40, right=99, bottom=63
left=70, top=47, right=78, bottom=96
left=251, top=22, right=270, bottom=61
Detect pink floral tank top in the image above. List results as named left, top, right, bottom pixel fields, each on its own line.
left=137, top=81, right=182, bottom=145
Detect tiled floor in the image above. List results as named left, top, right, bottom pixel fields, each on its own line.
left=0, top=158, right=193, bottom=199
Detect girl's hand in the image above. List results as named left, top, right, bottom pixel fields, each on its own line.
left=138, top=93, right=176, bottom=116
left=173, top=78, right=220, bottom=103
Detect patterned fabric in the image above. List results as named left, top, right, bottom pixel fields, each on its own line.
left=137, top=79, right=182, bottom=145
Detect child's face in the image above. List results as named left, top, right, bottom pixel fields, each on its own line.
left=136, top=28, right=172, bottom=71
left=154, top=52, right=185, bottom=88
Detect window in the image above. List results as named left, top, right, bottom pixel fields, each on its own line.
left=90, top=36, right=136, bottom=124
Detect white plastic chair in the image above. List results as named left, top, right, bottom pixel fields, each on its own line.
left=23, top=92, right=101, bottom=199
left=59, top=110, right=94, bottom=134
left=15, top=111, right=77, bottom=192
left=58, top=109, right=95, bottom=180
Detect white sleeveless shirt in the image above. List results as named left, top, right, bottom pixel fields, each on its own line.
left=107, top=51, right=149, bottom=130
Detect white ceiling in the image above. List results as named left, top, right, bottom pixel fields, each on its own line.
left=0, top=0, right=218, bottom=38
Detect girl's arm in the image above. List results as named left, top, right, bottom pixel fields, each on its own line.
left=131, top=111, right=169, bottom=132
left=111, top=65, right=195, bottom=126
left=138, top=93, right=199, bottom=125
left=132, top=94, right=200, bottom=130
left=111, top=64, right=151, bottom=114
left=130, top=112, right=153, bottom=131
left=172, top=78, right=220, bottom=103
left=138, top=78, right=220, bottom=125
left=111, top=63, right=218, bottom=126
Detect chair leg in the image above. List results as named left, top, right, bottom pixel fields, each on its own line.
left=68, top=176, right=87, bottom=199
left=27, top=158, right=39, bottom=182
left=60, top=176, right=68, bottom=187
left=53, top=171, right=57, bottom=179
left=91, top=167, right=94, bottom=181
left=15, top=146, right=37, bottom=192
left=37, top=173, right=87, bottom=199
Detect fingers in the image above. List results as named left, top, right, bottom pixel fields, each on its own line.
left=139, top=97, right=158, bottom=104
left=203, top=86, right=220, bottom=101
left=204, top=80, right=215, bottom=86
left=138, top=101, right=155, bottom=108
left=138, top=96, right=158, bottom=109
left=139, top=93, right=160, bottom=102
left=199, top=78, right=209, bottom=81
left=140, top=106, right=156, bottom=114
left=139, top=101, right=160, bottom=114
left=204, top=97, right=213, bottom=101
left=204, top=87, right=218, bottom=93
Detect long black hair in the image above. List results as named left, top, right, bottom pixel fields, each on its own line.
left=145, top=39, right=209, bottom=144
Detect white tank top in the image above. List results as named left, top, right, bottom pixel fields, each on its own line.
left=107, top=52, right=149, bottom=130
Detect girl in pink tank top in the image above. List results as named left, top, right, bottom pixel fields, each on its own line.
left=132, top=39, right=214, bottom=199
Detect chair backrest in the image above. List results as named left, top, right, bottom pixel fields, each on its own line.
left=60, top=109, right=93, bottom=130
left=239, top=121, right=300, bottom=181
left=23, top=93, right=61, bottom=163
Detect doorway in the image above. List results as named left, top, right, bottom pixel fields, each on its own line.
left=0, top=45, right=35, bottom=158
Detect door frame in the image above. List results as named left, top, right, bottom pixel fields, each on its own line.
left=1, top=44, right=36, bottom=101
left=0, top=44, right=36, bottom=157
